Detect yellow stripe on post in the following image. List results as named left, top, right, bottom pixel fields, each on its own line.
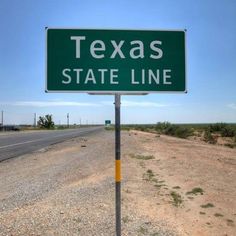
left=115, top=160, right=121, bottom=182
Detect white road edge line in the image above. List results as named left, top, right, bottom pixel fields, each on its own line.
left=0, top=139, right=42, bottom=149
left=0, top=129, right=92, bottom=149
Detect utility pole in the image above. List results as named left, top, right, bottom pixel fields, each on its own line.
left=67, top=113, right=69, bottom=128
left=34, top=113, right=37, bottom=127
left=1, top=110, right=3, bottom=131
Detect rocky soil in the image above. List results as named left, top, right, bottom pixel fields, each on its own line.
left=0, top=129, right=235, bottom=235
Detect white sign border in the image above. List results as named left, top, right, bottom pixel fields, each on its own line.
left=45, top=28, right=187, bottom=94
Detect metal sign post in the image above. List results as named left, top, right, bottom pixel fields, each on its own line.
left=115, top=94, right=121, bottom=236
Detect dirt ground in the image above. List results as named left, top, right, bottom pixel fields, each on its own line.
left=0, top=129, right=235, bottom=235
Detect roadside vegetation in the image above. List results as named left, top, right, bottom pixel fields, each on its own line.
left=8, top=120, right=95, bottom=132
left=186, top=187, right=204, bottom=195
left=155, top=122, right=193, bottom=138
left=201, top=203, right=215, bottom=208
left=37, top=114, right=55, bottom=129
left=129, top=154, right=155, bottom=160
left=170, top=191, right=183, bottom=207
left=106, top=122, right=236, bottom=148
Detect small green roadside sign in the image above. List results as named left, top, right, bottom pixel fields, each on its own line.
left=105, top=120, right=111, bottom=126
left=46, top=28, right=186, bottom=93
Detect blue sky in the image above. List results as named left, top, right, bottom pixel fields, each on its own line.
left=0, top=0, right=236, bottom=125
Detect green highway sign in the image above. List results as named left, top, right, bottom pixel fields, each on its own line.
left=46, top=28, right=186, bottom=94
left=105, top=120, right=111, bottom=125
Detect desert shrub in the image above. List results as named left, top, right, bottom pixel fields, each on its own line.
left=156, top=122, right=175, bottom=135
left=206, top=123, right=236, bottom=137
left=163, top=125, right=177, bottom=136
left=139, top=126, right=145, bottom=131
left=224, top=143, right=236, bottom=148
left=208, top=123, right=227, bottom=132
left=174, top=127, right=193, bottom=138
left=132, top=125, right=147, bottom=132
left=156, top=122, right=172, bottom=132
left=155, top=122, right=193, bottom=139
left=201, top=203, right=214, bottom=208
left=170, top=191, right=183, bottom=207
left=204, top=130, right=216, bottom=144
left=186, top=187, right=204, bottom=195
left=220, top=126, right=235, bottom=137
left=205, top=123, right=236, bottom=138
left=120, top=125, right=131, bottom=131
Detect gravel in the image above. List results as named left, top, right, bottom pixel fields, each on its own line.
left=0, top=129, right=178, bottom=235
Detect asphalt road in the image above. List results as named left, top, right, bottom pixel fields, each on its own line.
left=0, top=126, right=103, bottom=162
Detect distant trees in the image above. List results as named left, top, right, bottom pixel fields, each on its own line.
left=37, top=114, right=54, bottom=129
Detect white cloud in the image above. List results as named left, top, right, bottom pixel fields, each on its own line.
left=227, top=103, right=236, bottom=109
left=101, top=100, right=169, bottom=107
left=121, top=100, right=169, bottom=107
left=2, top=100, right=173, bottom=108
left=5, top=101, right=101, bottom=107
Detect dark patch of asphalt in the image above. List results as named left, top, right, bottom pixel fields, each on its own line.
left=0, top=126, right=103, bottom=162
